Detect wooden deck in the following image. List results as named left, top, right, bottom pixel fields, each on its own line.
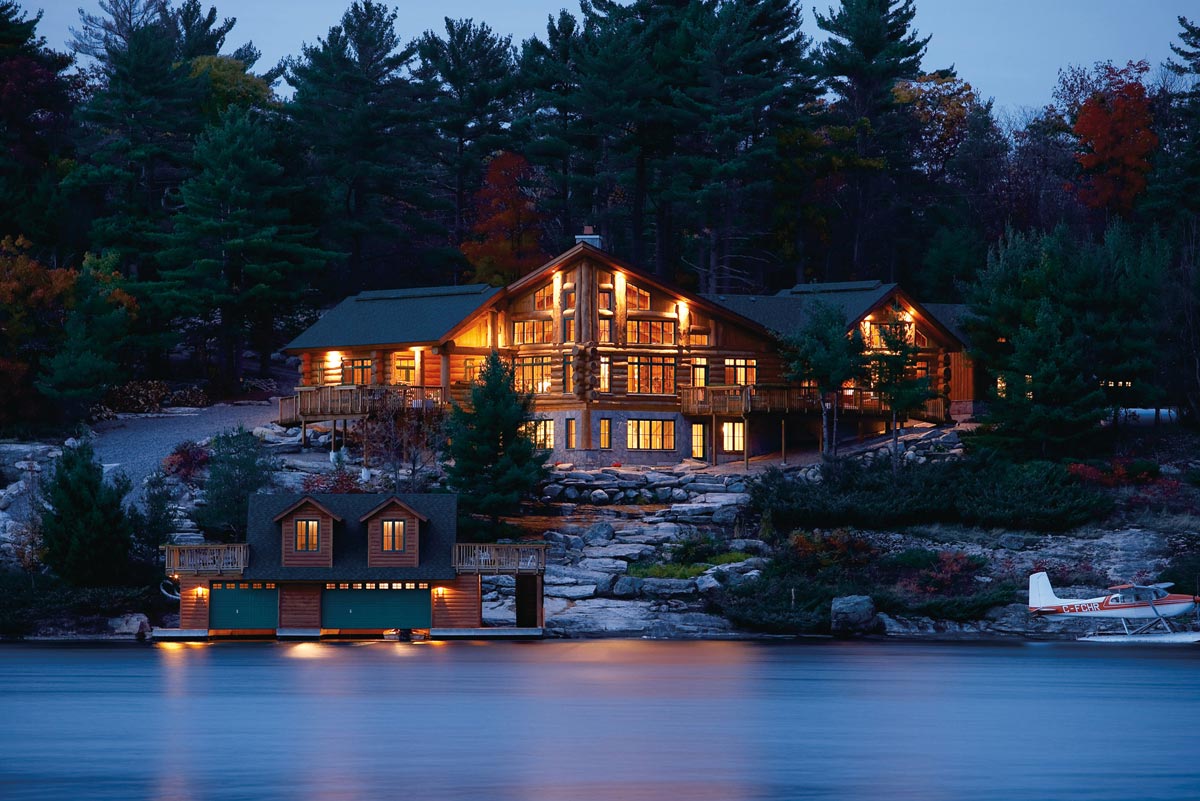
left=452, top=543, right=548, bottom=574
left=165, top=544, right=249, bottom=576
left=278, top=385, right=446, bottom=425
left=679, top=385, right=947, bottom=422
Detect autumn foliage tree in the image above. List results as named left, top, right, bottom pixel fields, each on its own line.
left=1071, top=61, right=1159, bottom=217
left=460, top=151, right=548, bottom=285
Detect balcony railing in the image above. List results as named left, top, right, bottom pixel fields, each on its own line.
left=453, top=543, right=548, bottom=574
left=165, top=544, right=249, bottom=575
left=680, top=384, right=947, bottom=422
left=278, top=385, right=445, bottom=425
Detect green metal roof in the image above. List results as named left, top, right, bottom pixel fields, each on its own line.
left=921, top=303, right=971, bottom=348
left=243, top=493, right=459, bottom=581
left=704, top=281, right=897, bottom=338
left=285, top=284, right=500, bottom=351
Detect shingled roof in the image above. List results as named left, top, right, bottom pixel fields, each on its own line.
left=243, top=493, right=458, bottom=581
left=284, top=284, right=501, bottom=351
left=704, top=280, right=898, bottom=338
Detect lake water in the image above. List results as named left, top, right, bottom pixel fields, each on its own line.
left=1, top=640, right=1197, bottom=801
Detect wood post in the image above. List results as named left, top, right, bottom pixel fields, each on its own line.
left=301, top=421, right=307, bottom=448
left=781, top=418, right=787, bottom=465
left=743, top=415, right=749, bottom=470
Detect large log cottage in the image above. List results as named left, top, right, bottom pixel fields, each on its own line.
left=278, top=240, right=980, bottom=467
left=160, top=493, right=547, bottom=639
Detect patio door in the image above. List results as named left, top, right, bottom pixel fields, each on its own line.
left=691, top=423, right=707, bottom=460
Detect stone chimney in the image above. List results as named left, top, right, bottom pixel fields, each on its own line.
left=574, top=225, right=603, bottom=250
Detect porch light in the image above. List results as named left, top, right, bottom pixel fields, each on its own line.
left=325, top=350, right=342, bottom=371
left=435, top=586, right=446, bottom=597
left=194, top=586, right=207, bottom=598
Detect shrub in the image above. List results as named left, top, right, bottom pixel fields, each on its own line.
left=902, top=550, right=985, bottom=595
left=194, top=427, right=277, bottom=541
left=673, top=533, right=723, bottom=565
left=162, top=440, right=209, bottom=483
left=957, top=461, right=1112, bottom=531
left=129, top=470, right=175, bottom=549
left=717, top=574, right=829, bottom=634
left=165, top=386, right=211, bottom=407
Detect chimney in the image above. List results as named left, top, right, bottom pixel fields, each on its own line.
left=574, top=225, right=603, bottom=250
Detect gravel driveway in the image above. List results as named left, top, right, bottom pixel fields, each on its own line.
left=92, top=402, right=278, bottom=499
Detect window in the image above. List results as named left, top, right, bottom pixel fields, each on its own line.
left=513, top=319, right=554, bottom=344
left=598, top=356, right=610, bottom=392
left=626, top=283, right=650, bottom=311
left=628, top=355, right=676, bottom=394
left=534, top=284, right=553, bottom=310
left=513, top=356, right=554, bottom=393
left=721, top=421, right=745, bottom=453
left=691, top=423, right=706, bottom=459
left=598, top=318, right=613, bottom=343
left=691, top=357, right=708, bottom=388
left=563, top=355, right=573, bottom=393
left=690, top=330, right=710, bottom=347
left=599, top=418, right=612, bottom=449
left=526, top=419, right=554, bottom=450
left=295, top=519, right=319, bottom=552
left=564, top=289, right=576, bottom=310
left=382, top=519, right=405, bottom=552
left=626, top=319, right=676, bottom=345
left=627, top=419, right=675, bottom=450
left=394, top=355, right=416, bottom=385
left=566, top=418, right=577, bottom=449
left=861, top=319, right=914, bottom=349
left=463, top=358, right=477, bottom=383
left=598, top=290, right=613, bottom=311
left=563, top=317, right=575, bottom=343
left=344, top=358, right=372, bottom=385
left=724, top=358, right=757, bottom=386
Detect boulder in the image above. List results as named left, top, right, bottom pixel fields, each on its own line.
left=582, top=543, right=656, bottom=561
left=728, top=538, right=770, bottom=555
left=108, top=613, right=151, bottom=637
left=544, top=583, right=597, bottom=600
left=543, top=484, right=564, bottom=500
left=582, top=522, right=615, bottom=545
left=997, top=533, right=1026, bottom=551
left=830, top=595, right=879, bottom=635
left=577, top=557, right=628, bottom=573
left=611, top=576, right=644, bottom=598
left=639, top=578, right=697, bottom=599
left=670, top=488, right=689, bottom=502
left=589, top=489, right=612, bottom=505
left=563, top=486, right=580, bottom=501
left=695, top=573, right=722, bottom=593
left=712, top=507, right=739, bottom=526
left=545, top=598, right=657, bottom=636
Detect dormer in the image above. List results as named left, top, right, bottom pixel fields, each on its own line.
left=359, top=497, right=429, bottom=568
left=274, top=497, right=341, bottom=568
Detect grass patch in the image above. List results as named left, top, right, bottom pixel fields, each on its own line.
left=627, top=563, right=710, bottom=579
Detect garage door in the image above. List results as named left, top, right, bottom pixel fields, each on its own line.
left=209, top=582, right=279, bottom=629
left=321, top=586, right=431, bottom=629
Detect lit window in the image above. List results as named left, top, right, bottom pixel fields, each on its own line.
left=599, top=356, right=610, bottom=392
left=564, top=289, right=576, bottom=310
left=382, top=519, right=405, bottom=552
left=295, top=519, right=319, bottom=552
left=352, top=583, right=363, bottom=590
left=339, top=583, right=349, bottom=589
left=626, top=284, right=650, bottom=311
left=366, top=583, right=376, bottom=590
left=343, top=358, right=373, bottom=385
left=599, top=418, right=612, bottom=449
left=513, top=319, right=554, bottom=345
left=418, top=583, right=429, bottom=590
left=464, top=358, right=477, bottom=382
left=626, top=319, right=676, bottom=345
left=598, top=290, right=612, bottom=311
left=534, top=285, right=553, bottom=310
left=598, top=318, right=613, bottom=343
left=252, top=583, right=262, bottom=589
left=692, top=357, right=708, bottom=388
left=563, top=355, right=573, bottom=393
left=265, top=583, right=276, bottom=589
left=628, top=356, right=676, bottom=394
left=326, top=583, right=336, bottom=590
left=721, top=421, right=745, bottom=452
left=394, top=355, right=416, bottom=385
left=690, top=330, right=710, bottom=347
left=627, top=419, right=675, bottom=450
left=564, top=317, right=575, bottom=343
left=724, top=358, right=757, bottom=386
left=405, top=582, right=416, bottom=590
left=566, top=418, right=577, bottom=449
left=526, top=419, right=554, bottom=450
left=513, top=356, right=554, bottom=393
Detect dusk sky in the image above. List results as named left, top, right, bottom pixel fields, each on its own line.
left=31, top=0, right=1200, bottom=113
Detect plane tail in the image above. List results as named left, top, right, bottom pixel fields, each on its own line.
left=1028, top=571, right=1064, bottom=610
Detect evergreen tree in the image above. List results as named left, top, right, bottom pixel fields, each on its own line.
left=194, top=426, right=276, bottom=540
left=286, top=0, right=429, bottom=287
left=779, top=300, right=866, bottom=458
left=443, top=352, right=549, bottom=536
left=40, top=440, right=133, bottom=587
left=158, top=106, right=330, bottom=389
left=416, top=18, right=518, bottom=249
left=868, top=315, right=934, bottom=470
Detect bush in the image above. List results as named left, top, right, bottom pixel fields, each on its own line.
left=717, top=574, right=830, bottom=634
left=957, top=461, right=1112, bottom=531
left=673, top=533, right=723, bottom=564
left=129, top=470, right=175, bottom=549
left=162, top=440, right=210, bottom=483
left=103, top=380, right=171, bottom=413
left=194, top=427, right=276, bottom=540
left=165, top=386, right=211, bottom=407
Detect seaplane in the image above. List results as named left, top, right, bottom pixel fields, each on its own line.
left=1028, top=571, right=1200, bottom=643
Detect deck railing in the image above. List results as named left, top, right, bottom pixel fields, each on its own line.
left=278, top=385, right=445, bottom=425
left=165, top=544, right=249, bottom=575
left=680, top=384, right=947, bottom=422
left=453, top=543, right=548, bottom=574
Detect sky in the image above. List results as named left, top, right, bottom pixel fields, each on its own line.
left=29, top=0, right=1199, bottom=114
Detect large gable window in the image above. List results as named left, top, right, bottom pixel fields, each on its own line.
left=534, top=284, right=554, bottom=310
left=381, top=520, right=406, bottom=552
left=295, top=519, right=319, bottom=552
left=626, top=284, right=650, bottom=311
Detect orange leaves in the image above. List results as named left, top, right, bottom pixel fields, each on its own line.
left=0, top=236, right=76, bottom=311
left=460, top=151, right=548, bottom=285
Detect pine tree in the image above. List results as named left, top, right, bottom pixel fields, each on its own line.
left=779, top=300, right=866, bottom=458
left=40, top=440, right=133, bottom=587
left=158, top=106, right=330, bottom=390
left=443, top=352, right=549, bottom=536
left=194, top=426, right=276, bottom=541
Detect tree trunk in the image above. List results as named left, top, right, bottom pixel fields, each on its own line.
left=631, top=150, right=646, bottom=267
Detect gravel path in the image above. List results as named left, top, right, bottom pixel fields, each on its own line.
left=92, top=402, right=278, bottom=498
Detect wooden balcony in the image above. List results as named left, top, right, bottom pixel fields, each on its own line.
left=278, top=385, right=445, bottom=425
left=453, top=543, right=548, bottom=574
left=680, top=385, right=948, bottom=422
left=165, top=544, right=249, bottom=576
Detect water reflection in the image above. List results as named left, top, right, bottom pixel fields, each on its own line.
left=1, top=641, right=1198, bottom=801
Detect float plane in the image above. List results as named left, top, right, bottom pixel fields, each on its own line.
left=1028, top=571, right=1200, bottom=641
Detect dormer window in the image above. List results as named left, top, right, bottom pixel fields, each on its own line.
left=381, top=520, right=405, bottom=552
left=534, top=284, right=553, bottom=310
left=295, top=519, right=319, bottom=552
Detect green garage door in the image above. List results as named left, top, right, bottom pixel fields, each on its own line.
left=321, top=588, right=431, bottom=629
left=209, top=583, right=279, bottom=629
